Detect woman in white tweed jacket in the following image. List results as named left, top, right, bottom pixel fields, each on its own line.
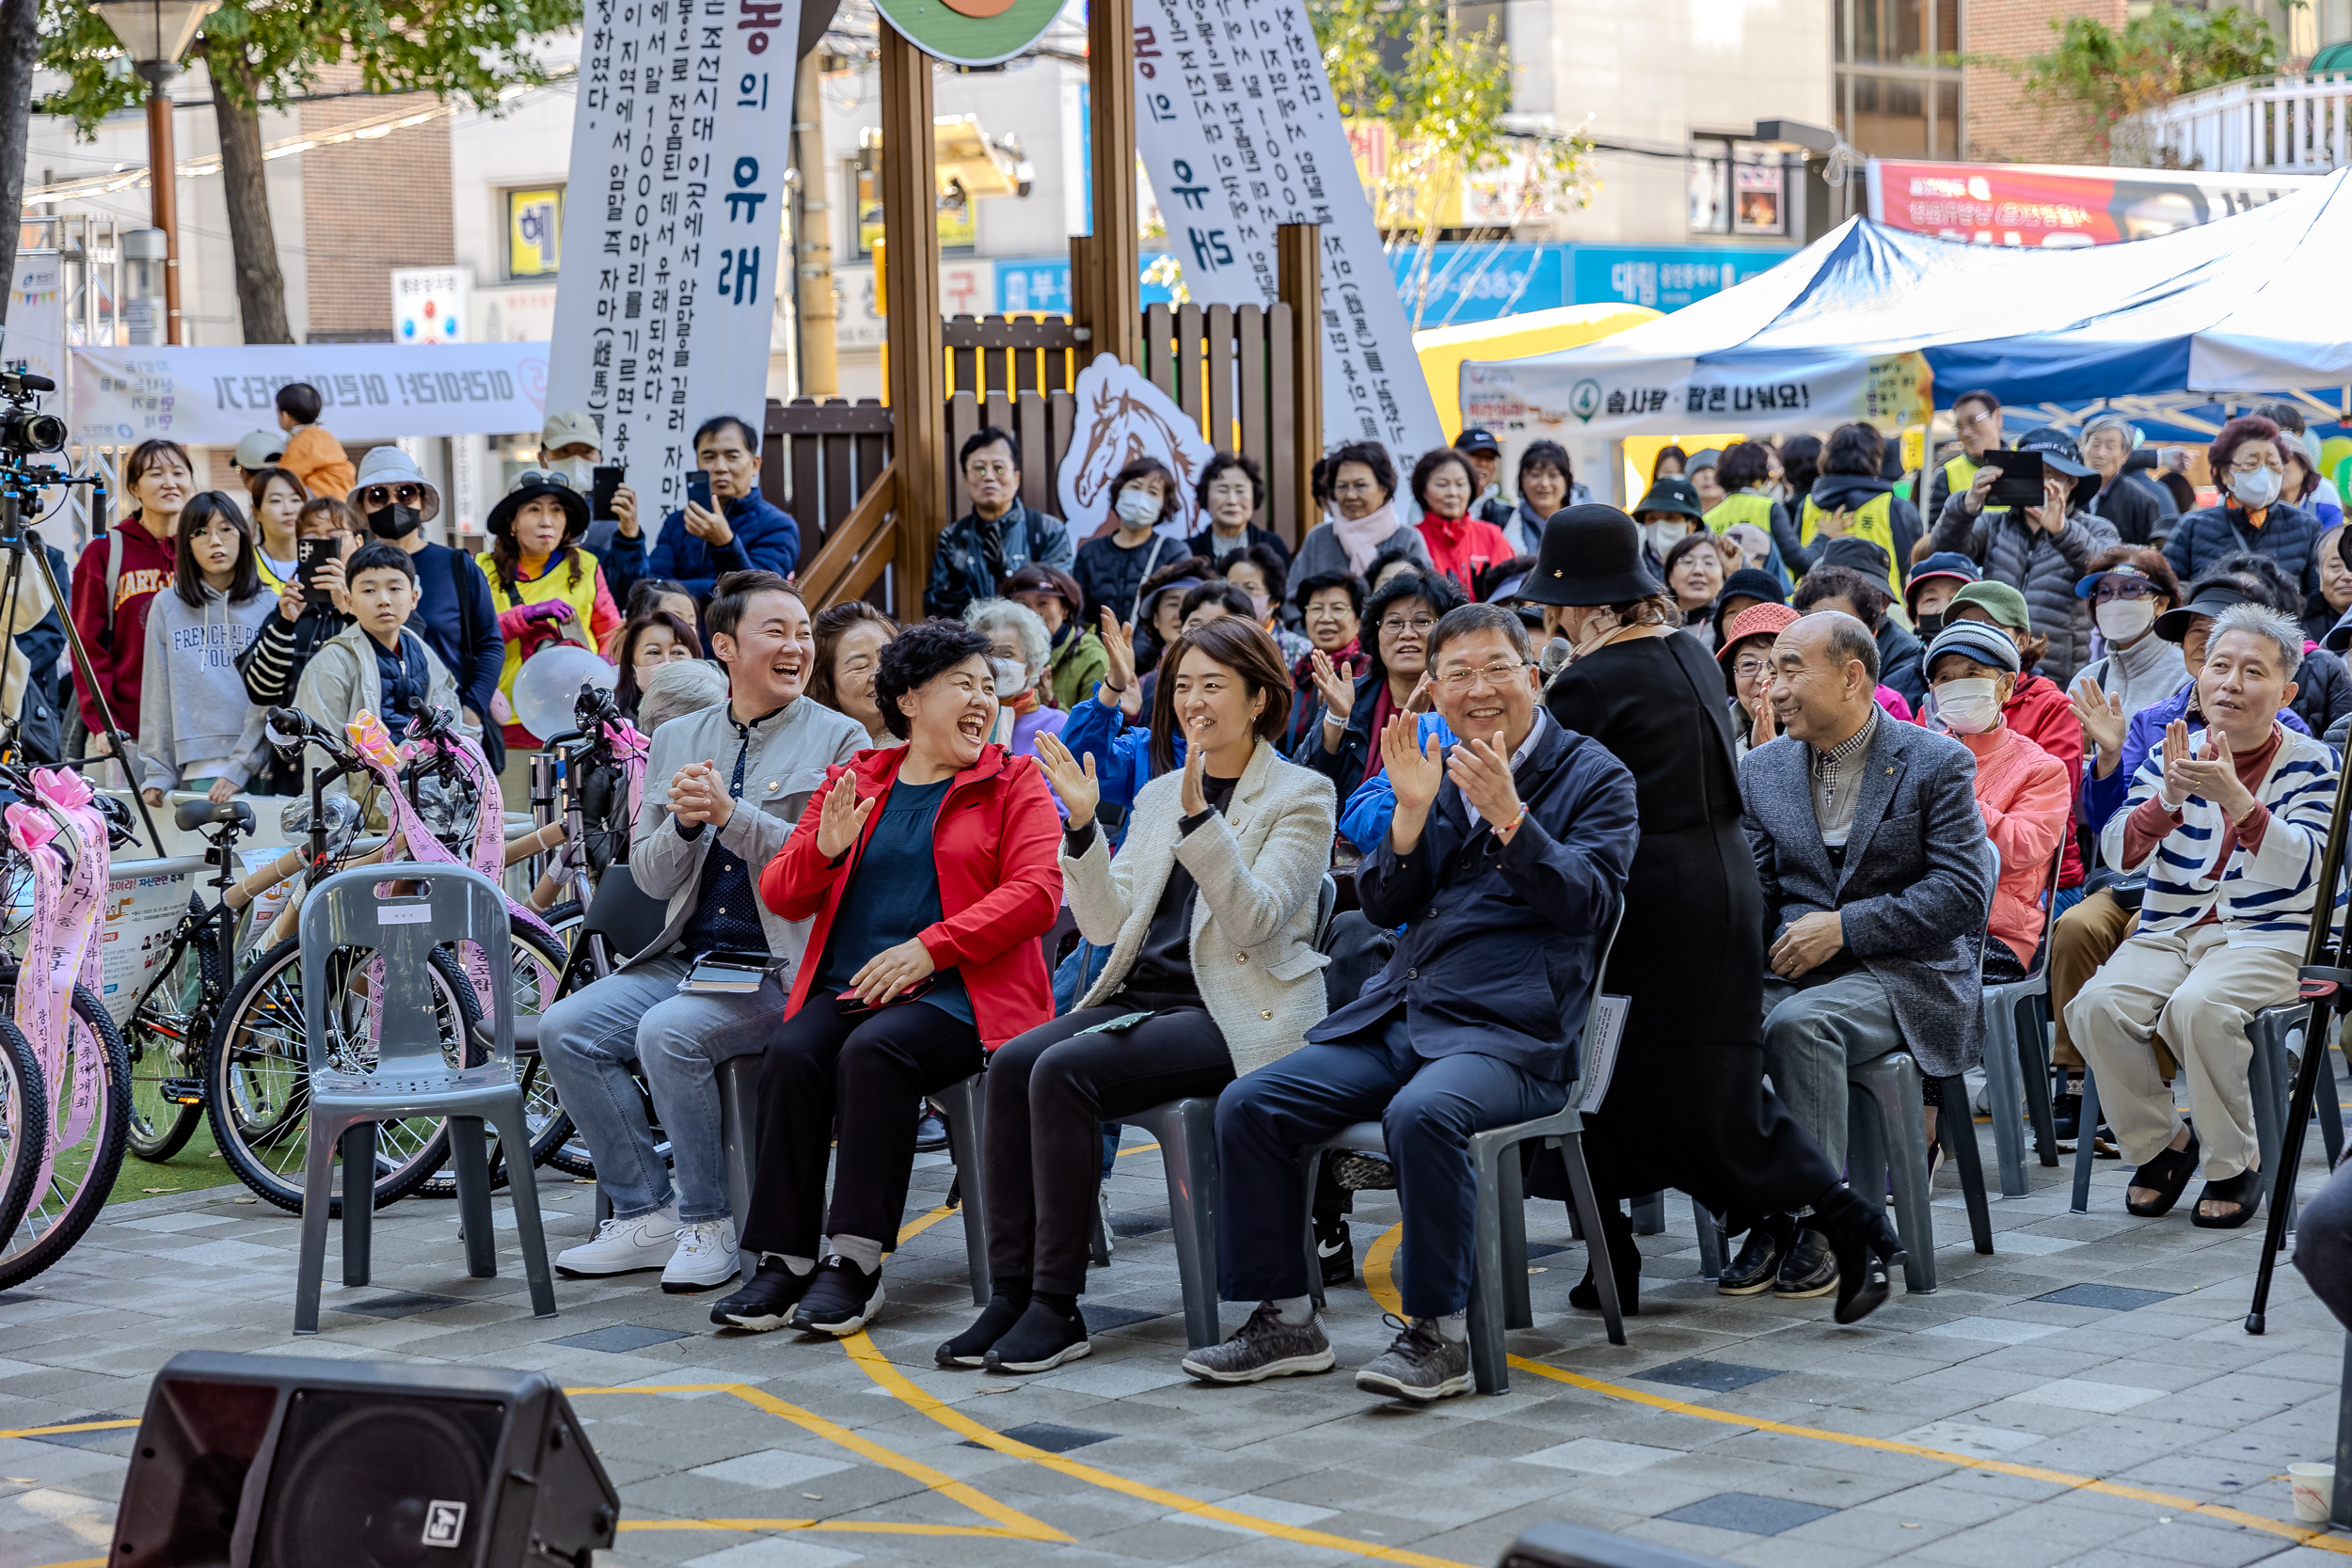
left=939, top=617, right=1336, bottom=1376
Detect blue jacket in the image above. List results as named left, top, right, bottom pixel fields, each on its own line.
left=2079, top=677, right=2310, bottom=843
left=1334, top=713, right=1456, bottom=853
left=1061, top=689, right=1176, bottom=816
left=2163, top=499, right=2325, bottom=597
left=1311, top=714, right=1638, bottom=1080
left=605, top=485, right=802, bottom=602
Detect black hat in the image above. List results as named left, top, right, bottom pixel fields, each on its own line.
left=1631, top=477, right=1706, bottom=522
left=1820, top=535, right=1893, bottom=580
left=1454, top=427, right=1502, bottom=456
left=2154, top=579, right=2254, bottom=643
left=486, top=468, right=591, bottom=546
left=1519, top=505, right=1663, bottom=607
left=2012, top=426, right=2101, bottom=511
left=1711, top=567, right=1788, bottom=644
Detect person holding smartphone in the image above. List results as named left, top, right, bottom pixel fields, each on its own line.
left=710, top=620, right=1063, bottom=1337
left=601, top=413, right=801, bottom=606
left=238, top=498, right=361, bottom=795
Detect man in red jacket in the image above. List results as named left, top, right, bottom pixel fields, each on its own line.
left=72, top=439, right=186, bottom=776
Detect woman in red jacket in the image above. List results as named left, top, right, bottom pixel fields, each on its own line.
left=1411, top=448, right=1512, bottom=601
left=716, top=620, right=1063, bottom=1337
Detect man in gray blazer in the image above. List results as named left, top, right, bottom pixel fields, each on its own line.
left=1737, top=611, right=1993, bottom=1296
left=539, top=571, right=866, bottom=1293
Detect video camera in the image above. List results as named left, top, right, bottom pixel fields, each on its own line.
left=0, top=371, right=68, bottom=460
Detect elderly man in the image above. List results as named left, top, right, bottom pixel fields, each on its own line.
left=1736, top=611, right=1994, bottom=1299
left=925, top=426, right=1073, bottom=620
left=2081, top=413, right=2168, bottom=548
left=1183, top=602, right=1638, bottom=1403
left=539, top=571, right=866, bottom=1294
left=2069, top=603, right=2339, bottom=1227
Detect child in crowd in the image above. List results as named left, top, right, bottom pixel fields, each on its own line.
left=276, top=382, right=354, bottom=500
left=290, top=543, right=469, bottom=797
left=136, top=493, right=275, bottom=804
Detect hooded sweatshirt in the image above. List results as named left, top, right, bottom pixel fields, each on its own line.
left=135, top=584, right=276, bottom=792
left=69, top=515, right=175, bottom=744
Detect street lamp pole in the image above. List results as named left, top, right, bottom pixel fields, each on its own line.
left=91, top=0, right=221, bottom=346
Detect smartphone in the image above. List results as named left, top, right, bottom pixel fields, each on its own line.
left=835, top=975, right=936, bottom=1017
left=297, top=536, right=341, bottom=607
left=687, top=469, right=712, bottom=512
left=592, top=465, right=624, bottom=521
left=1984, top=449, right=2046, bottom=509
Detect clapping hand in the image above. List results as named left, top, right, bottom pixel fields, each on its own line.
left=1096, top=608, right=1136, bottom=705
left=1180, top=716, right=1214, bottom=816
left=670, top=760, right=735, bottom=830
left=1406, top=672, right=1435, bottom=714
left=2069, top=673, right=2128, bottom=763
left=1383, top=715, right=1442, bottom=814
left=1310, top=647, right=1356, bottom=719
left=813, top=770, right=875, bottom=859
left=1034, top=731, right=1100, bottom=824
left=2163, top=721, right=2252, bottom=818
left=1448, top=733, right=1522, bottom=832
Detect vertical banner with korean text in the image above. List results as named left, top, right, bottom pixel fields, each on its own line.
left=1128, top=0, right=1444, bottom=462
left=548, top=0, right=799, bottom=518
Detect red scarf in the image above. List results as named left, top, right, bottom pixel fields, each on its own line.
left=1294, top=638, right=1364, bottom=689
left=1361, top=680, right=1401, bottom=782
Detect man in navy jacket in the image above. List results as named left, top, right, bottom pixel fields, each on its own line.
left=1183, top=603, right=1638, bottom=1403
left=603, top=414, right=802, bottom=603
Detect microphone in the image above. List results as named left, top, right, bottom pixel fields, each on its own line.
left=1539, top=637, right=1573, bottom=677
left=6, top=372, right=56, bottom=392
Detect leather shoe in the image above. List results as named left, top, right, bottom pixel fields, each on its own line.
left=1770, top=1227, right=1837, bottom=1299
left=1717, top=1214, right=1795, bottom=1296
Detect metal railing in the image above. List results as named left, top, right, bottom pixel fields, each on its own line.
left=2124, top=72, right=2352, bottom=174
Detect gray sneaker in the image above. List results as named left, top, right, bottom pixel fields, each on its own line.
left=1355, top=1315, right=1472, bottom=1402
left=1180, top=1304, right=1336, bottom=1385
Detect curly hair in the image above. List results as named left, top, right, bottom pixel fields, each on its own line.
left=2210, top=415, right=2291, bottom=486
left=1361, top=570, right=1466, bottom=688
left=1328, top=440, right=1397, bottom=503
left=1717, top=440, right=1775, bottom=494
left=1408, top=448, right=1477, bottom=515
left=1108, top=457, right=1180, bottom=529
left=875, top=620, right=995, bottom=740
left=1194, top=451, right=1266, bottom=515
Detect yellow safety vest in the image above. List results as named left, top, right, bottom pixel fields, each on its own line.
left=256, top=550, right=294, bottom=593
left=1800, top=490, right=1903, bottom=598
left=1706, top=491, right=1775, bottom=535
left=475, top=547, right=609, bottom=703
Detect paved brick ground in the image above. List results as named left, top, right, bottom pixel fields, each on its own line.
left=6, top=1111, right=2352, bottom=1568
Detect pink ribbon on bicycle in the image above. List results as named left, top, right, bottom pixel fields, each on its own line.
left=610, top=719, right=651, bottom=832
left=6, top=770, right=110, bottom=1209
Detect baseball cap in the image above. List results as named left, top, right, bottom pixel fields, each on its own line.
left=235, top=429, right=284, bottom=470
left=1947, top=579, right=2031, bottom=634
left=1454, top=428, right=1502, bottom=456
left=1921, top=619, right=2023, bottom=683
left=541, top=409, right=601, bottom=451
left=1905, top=550, right=1979, bottom=610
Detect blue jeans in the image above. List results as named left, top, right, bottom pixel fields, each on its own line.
left=1215, top=1013, right=1567, bottom=1319
left=536, top=952, right=782, bottom=1225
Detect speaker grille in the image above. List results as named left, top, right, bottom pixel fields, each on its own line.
left=251, top=1390, right=506, bottom=1568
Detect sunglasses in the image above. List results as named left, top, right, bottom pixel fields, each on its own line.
left=360, top=483, right=427, bottom=508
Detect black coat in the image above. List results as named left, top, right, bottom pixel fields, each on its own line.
left=1875, top=617, right=1928, bottom=712
left=2292, top=645, right=2352, bottom=739
left=2090, top=472, right=2169, bottom=547
left=1290, top=670, right=1388, bottom=804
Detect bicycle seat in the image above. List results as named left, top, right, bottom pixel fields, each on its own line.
left=175, top=799, right=257, bottom=835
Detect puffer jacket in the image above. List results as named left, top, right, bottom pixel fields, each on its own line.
left=2163, top=499, right=2326, bottom=597
left=1929, top=493, right=2119, bottom=686
left=2291, top=644, right=2352, bottom=739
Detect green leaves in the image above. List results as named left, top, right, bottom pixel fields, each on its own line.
left=2016, top=2, right=2282, bottom=160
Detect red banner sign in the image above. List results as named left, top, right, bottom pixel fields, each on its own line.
left=1866, top=160, right=2313, bottom=246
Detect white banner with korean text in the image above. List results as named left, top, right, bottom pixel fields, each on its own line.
left=548, top=0, right=799, bottom=518
left=1458, top=352, right=1934, bottom=441
left=71, top=342, right=550, bottom=446
left=1129, top=0, right=1444, bottom=464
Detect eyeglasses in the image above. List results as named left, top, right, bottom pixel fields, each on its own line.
left=360, top=483, right=426, bottom=508
left=1436, top=659, right=1530, bottom=693
left=1733, top=657, right=1772, bottom=679
left=1959, top=410, right=1998, bottom=429
left=966, top=461, right=1015, bottom=480
left=2091, top=580, right=2156, bottom=603
left=1378, top=615, right=1437, bottom=635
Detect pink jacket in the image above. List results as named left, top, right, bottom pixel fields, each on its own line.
left=1958, top=724, right=2072, bottom=966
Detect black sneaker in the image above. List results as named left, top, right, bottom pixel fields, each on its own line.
left=915, top=1108, right=950, bottom=1153
left=1770, top=1227, right=1837, bottom=1299
left=1314, top=1215, right=1355, bottom=1287
left=1354, top=1314, right=1472, bottom=1403
left=1718, top=1215, right=1795, bottom=1297
left=710, top=1259, right=814, bottom=1331
left=2052, top=1091, right=2082, bottom=1141
left=790, top=1257, right=885, bottom=1336
left=984, top=1298, right=1091, bottom=1374
left=937, top=1290, right=1028, bottom=1368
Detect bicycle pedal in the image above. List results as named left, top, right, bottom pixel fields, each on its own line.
left=160, top=1077, right=205, bottom=1105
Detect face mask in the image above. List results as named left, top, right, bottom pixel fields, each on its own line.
left=990, top=657, right=1029, bottom=699
left=367, top=503, right=421, bottom=541
left=1247, top=592, right=1271, bottom=621
left=544, top=456, right=596, bottom=489
left=1115, top=488, right=1162, bottom=529
left=1644, top=522, right=1688, bottom=559
left=2231, top=467, right=2283, bottom=510
left=2095, top=598, right=2156, bottom=642
left=1915, top=610, right=1945, bottom=638
left=1936, top=677, right=2003, bottom=736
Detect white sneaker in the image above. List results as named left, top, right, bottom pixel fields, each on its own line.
left=661, top=1219, right=742, bottom=1294
left=555, top=1202, right=681, bottom=1277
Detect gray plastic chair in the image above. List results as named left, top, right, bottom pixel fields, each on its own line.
left=1978, top=845, right=2068, bottom=1196
left=928, top=1074, right=992, bottom=1306
left=292, top=866, right=557, bottom=1333
left=1301, top=901, right=1629, bottom=1394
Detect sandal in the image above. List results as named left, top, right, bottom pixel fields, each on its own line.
left=2191, top=1165, right=2265, bottom=1229
left=2124, top=1124, right=2201, bottom=1217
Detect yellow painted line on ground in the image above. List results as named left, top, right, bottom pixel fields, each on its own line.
left=840, top=1327, right=1479, bottom=1568
left=1362, top=1224, right=2352, bottom=1555
left=23, top=1559, right=103, bottom=1567
left=895, top=1201, right=960, bottom=1244
left=0, top=1420, right=139, bottom=1440
left=1117, top=1141, right=1160, bottom=1157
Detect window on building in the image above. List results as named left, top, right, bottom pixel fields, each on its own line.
left=506, top=187, right=563, bottom=277
left=1689, top=138, right=1788, bottom=236
left=1835, top=0, right=1963, bottom=160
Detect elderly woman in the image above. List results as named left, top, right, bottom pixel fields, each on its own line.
left=1217, top=546, right=1311, bottom=666
left=810, top=601, right=899, bottom=746
left=1073, top=457, right=1184, bottom=628
left=940, top=616, right=1334, bottom=1373
left=2165, top=414, right=2325, bottom=595
left=1005, top=564, right=1107, bottom=713
left=638, top=657, right=729, bottom=733
left=1410, top=448, right=1512, bottom=600
left=2069, top=549, right=2187, bottom=746
left=967, top=597, right=1069, bottom=757
left=1185, top=451, right=1290, bottom=567
left=1286, top=569, right=1365, bottom=750
left=1294, top=441, right=1432, bottom=584
left=2310, top=525, right=2352, bottom=645
left=1295, top=568, right=1462, bottom=802
left=1719, top=600, right=1796, bottom=758
left=1493, top=439, right=1582, bottom=556
left=1662, top=532, right=1727, bottom=649
left=721, top=620, right=1063, bottom=1335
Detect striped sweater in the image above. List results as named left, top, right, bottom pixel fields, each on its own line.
left=2100, top=721, right=2339, bottom=949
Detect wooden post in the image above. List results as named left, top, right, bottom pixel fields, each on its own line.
left=143, top=73, right=182, bottom=345
left=879, top=25, right=944, bottom=614
left=1277, top=222, right=1322, bottom=543
left=1088, top=0, right=1140, bottom=366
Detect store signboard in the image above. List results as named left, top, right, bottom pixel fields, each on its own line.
left=1866, top=160, right=2315, bottom=245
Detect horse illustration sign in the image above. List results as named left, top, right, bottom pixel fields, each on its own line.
left=1057, top=356, right=1215, bottom=542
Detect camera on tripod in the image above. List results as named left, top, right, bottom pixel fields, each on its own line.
left=0, top=371, right=68, bottom=459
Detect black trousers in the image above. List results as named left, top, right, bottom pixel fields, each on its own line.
left=984, top=1000, right=1232, bottom=1294
left=742, top=995, right=984, bottom=1259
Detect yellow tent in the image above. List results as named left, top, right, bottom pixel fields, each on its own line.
left=1414, top=302, right=1662, bottom=441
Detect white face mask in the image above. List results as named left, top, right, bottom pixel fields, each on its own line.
left=544, top=455, right=596, bottom=490
left=1936, top=676, right=2003, bottom=735
left=991, top=657, right=1029, bottom=699
left=2231, top=467, right=2284, bottom=510
left=2095, top=598, right=2156, bottom=642
left=1115, top=487, right=1162, bottom=529
left=1247, top=592, right=1271, bottom=621
left=1644, top=522, right=1689, bottom=559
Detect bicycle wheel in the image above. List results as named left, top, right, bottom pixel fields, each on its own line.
left=418, top=924, right=575, bottom=1195
left=123, top=932, right=212, bottom=1162
left=0, top=1018, right=46, bottom=1259
left=0, top=985, right=133, bottom=1291
left=203, top=937, right=479, bottom=1215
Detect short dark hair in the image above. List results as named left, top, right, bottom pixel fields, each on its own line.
left=1652, top=445, right=1688, bottom=481
left=2253, top=400, right=2307, bottom=436
left=1791, top=564, right=1891, bottom=633
left=625, top=577, right=694, bottom=618
left=1427, top=601, right=1533, bottom=668
left=124, top=438, right=192, bottom=496
left=1820, top=613, right=1882, bottom=683
left=809, top=600, right=899, bottom=712
left=276, top=382, right=323, bottom=425
left=1108, top=457, right=1178, bottom=527
left=1952, top=388, right=2000, bottom=418
left=2213, top=550, right=2301, bottom=615
left=1518, top=440, right=1572, bottom=490
left=1366, top=542, right=1425, bottom=587
left=1717, top=440, right=1773, bottom=493
left=612, top=609, right=705, bottom=720
left=1179, top=580, right=1256, bottom=624
left=1293, top=569, right=1366, bottom=616
left=1408, top=448, right=1476, bottom=514
left=706, top=569, right=803, bottom=643
left=1195, top=451, right=1265, bottom=514
left=1310, top=453, right=1336, bottom=507
left=171, top=492, right=262, bottom=608
left=346, top=540, right=417, bottom=585
left=295, top=496, right=358, bottom=537
left=960, top=424, right=1020, bottom=470
left=876, top=620, right=993, bottom=741
left=1328, top=440, right=1396, bottom=502
left=693, top=413, right=760, bottom=452
left=1224, top=542, right=1289, bottom=608
left=1147, top=616, right=1295, bottom=773
left=1779, top=435, right=1823, bottom=493
left=1822, top=422, right=1885, bottom=479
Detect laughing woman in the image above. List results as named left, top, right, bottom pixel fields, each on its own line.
left=715, top=620, right=1064, bottom=1337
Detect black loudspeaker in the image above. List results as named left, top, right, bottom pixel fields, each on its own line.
left=110, top=1351, right=618, bottom=1568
